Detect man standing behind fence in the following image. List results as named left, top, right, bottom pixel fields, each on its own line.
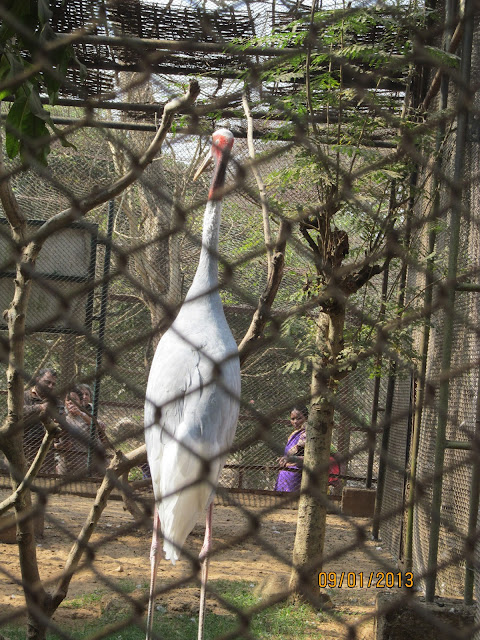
left=23, top=367, right=61, bottom=473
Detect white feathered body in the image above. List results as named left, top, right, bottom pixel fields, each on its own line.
left=144, top=197, right=240, bottom=563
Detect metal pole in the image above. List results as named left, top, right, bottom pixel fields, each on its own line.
left=88, top=200, right=115, bottom=472
left=371, top=172, right=413, bottom=539
left=366, top=372, right=381, bottom=489
left=404, top=228, right=435, bottom=570
left=425, top=0, right=474, bottom=602
left=464, top=372, right=480, bottom=603
left=372, top=364, right=396, bottom=539
left=366, top=262, right=390, bottom=488
left=404, top=55, right=447, bottom=568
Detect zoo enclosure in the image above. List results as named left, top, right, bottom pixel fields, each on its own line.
left=1, top=1, right=480, bottom=639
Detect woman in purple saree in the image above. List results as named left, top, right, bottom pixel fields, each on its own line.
left=275, top=406, right=341, bottom=492
left=275, top=406, right=308, bottom=492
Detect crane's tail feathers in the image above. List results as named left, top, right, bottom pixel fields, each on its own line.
left=163, top=539, right=180, bottom=565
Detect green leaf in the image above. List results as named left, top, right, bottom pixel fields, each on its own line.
left=6, top=90, right=51, bottom=163
left=0, top=55, right=13, bottom=99
left=5, top=94, right=29, bottom=158
left=28, top=88, right=52, bottom=123
left=5, top=127, right=20, bottom=158
left=37, top=0, right=53, bottom=25
left=423, top=46, right=460, bottom=68
left=0, top=0, right=33, bottom=42
left=5, top=50, right=25, bottom=78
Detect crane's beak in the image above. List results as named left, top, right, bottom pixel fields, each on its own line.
left=193, top=151, right=213, bottom=181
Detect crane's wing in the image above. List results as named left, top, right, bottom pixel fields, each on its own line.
left=145, top=338, right=240, bottom=480
left=145, top=317, right=240, bottom=458
left=144, top=330, right=194, bottom=460
left=144, top=326, right=240, bottom=563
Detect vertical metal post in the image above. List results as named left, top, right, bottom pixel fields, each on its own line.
left=366, top=265, right=389, bottom=488
left=85, top=226, right=98, bottom=332
left=88, top=200, right=115, bottom=472
left=425, top=0, right=474, bottom=601
left=464, top=367, right=480, bottom=603
left=404, top=229, right=435, bottom=571
left=372, top=364, right=396, bottom=539
left=366, top=374, right=381, bottom=489
left=405, top=83, right=445, bottom=569
left=372, top=174, right=413, bottom=539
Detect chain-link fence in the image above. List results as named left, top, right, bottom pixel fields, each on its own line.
left=1, top=0, right=480, bottom=639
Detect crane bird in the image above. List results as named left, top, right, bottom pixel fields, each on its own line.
left=144, top=128, right=241, bottom=640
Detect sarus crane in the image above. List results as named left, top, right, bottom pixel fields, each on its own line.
left=144, top=128, right=241, bottom=640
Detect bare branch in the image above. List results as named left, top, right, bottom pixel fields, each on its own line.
left=0, top=427, right=59, bottom=516
left=0, top=131, right=26, bottom=242
left=30, top=80, right=200, bottom=245
left=242, top=93, right=273, bottom=275
left=51, top=445, right=147, bottom=608
left=238, top=219, right=291, bottom=366
left=419, top=20, right=463, bottom=113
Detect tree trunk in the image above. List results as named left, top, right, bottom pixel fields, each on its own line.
left=2, top=249, right=52, bottom=640
left=289, top=302, right=346, bottom=602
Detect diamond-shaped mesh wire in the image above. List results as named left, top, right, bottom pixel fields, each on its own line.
left=1, top=1, right=480, bottom=639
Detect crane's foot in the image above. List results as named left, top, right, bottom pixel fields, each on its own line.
left=146, top=508, right=161, bottom=640
left=198, top=503, right=213, bottom=640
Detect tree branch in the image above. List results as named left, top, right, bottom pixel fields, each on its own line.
left=242, top=93, right=273, bottom=275
left=30, top=80, right=200, bottom=245
left=419, top=20, right=463, bottom=113
left=51, top=445, right=147, bottom=609
left=299, top=223, right=319, bottom=255
left=0, top=427, right=59, bottom=516
left=238, top=219, right=291, bottom=366
left=0, top=131, right=27, bottom=242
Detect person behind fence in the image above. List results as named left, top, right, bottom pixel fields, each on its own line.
left=275, top=406, right=340, bottom=492
left=23, top=367, right=62, bottom=473
left=54, top=387, right=107, bottom=475
left=77, top=383, right=112, bottom=453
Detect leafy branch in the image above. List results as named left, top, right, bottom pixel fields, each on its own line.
left=0, top=0, right=86, bottom=164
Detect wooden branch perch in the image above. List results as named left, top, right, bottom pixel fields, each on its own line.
left=0, top=427, right=59, bottom=516
left=242, top=93, right=273, bottom=275
left=51, top=444, right=147, bottom=609
left=238, top=219, right=291, bottom=366
left=31, top=80, right=200, bottom=244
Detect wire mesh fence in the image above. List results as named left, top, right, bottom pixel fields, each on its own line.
left=1, top=0, right=480, bottom=639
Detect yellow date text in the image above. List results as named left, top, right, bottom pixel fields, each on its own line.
left=318, top=571, right=414, bottom=589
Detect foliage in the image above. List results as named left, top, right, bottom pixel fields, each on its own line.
left=0, top=0, right=83, bottom=163
left=244, top=3, right=423, bottom=380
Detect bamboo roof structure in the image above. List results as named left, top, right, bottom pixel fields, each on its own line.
left=50, top=0, right=407, bottom=107
left=51, top=0, right=258, bottom=99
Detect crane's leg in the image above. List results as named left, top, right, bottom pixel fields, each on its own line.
left=146, top=507, right=161, bottom=640
left=198, top=503, right=213, bottom=640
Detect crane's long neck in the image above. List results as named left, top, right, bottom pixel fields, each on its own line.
left=186, top=199, right=222, bottom=300
left=186, top=143, right=229, bottom=302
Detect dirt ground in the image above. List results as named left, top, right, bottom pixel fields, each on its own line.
left=0, top=490, right=397, bottom=639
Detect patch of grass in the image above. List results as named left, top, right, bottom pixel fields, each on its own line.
left=1, top=580, right=323, bottom=640
left=128, top=466, right=143, bottom=482
left=116, top=577, right=144, bottom=594
left=210, top=579, right=316, bottom=636
left=60, top=590, right=104, bottom=609
left=0, top=626, right=24, bottom=640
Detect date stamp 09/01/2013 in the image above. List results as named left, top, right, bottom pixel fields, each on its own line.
left=318, top=571, right=414, bottom=589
